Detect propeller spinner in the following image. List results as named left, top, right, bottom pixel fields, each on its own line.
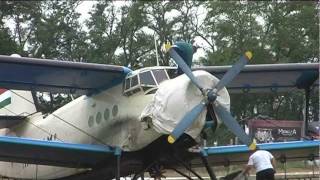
left=165, top=42, right=256, bottom=150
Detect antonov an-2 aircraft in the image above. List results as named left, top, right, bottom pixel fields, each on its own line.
left=0, top=42, right=318, bottom=180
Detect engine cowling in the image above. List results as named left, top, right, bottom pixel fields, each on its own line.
left=140, top=70, right=230, bottom=140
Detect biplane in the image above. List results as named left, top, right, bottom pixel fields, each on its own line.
left=0, top=42, right=318, bottom=179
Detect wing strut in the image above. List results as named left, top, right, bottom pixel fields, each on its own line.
left=304, top=87, right=311, bottom=137
left=115, top=147, right=122, bottom=180
left=296, top=70, right=318, bottom=138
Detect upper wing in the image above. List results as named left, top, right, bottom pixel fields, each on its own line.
left=194, top=63, right=319, bottom=93
left=0, top=55, right=131, bottom=95
left=190, top=140, right=320, bottom=167
left=0, top=135, right=116, bottom=168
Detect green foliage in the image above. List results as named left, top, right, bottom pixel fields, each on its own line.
left=86, top=1, right=120, bottom=64
left=36, top=92, right=74, bottom=114
left=1, top=1, right=317, bottom=66
left=205, top=123, right=235, bottom=146
left=0, top=1, right=42, bottom=55
left=0, top=27, right=17, bottom=54
left=30, top=1, right=87, bottom=60
left=116, top=2, right=153, bottom=67
left=201, top=1, right=318, bottom=65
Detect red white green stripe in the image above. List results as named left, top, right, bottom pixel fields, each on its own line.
left=0, top=89, right=11, bottom=109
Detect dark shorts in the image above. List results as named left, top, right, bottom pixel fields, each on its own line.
left=256, top=168, right=275, bottom=180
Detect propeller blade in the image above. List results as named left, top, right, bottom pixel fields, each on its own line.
left=213, top=102, right=254, bottom=148
left=169, top=48, right=205, bottom=91
left=214, top=51, right=252, bottom=92
left=168, top=102, right=206, bottom=144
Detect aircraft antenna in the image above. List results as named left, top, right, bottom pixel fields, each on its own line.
left=154, top=33, right=160, bottom=66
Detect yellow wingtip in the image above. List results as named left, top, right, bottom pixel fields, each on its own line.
left=245, top=51, right=253, bottom=60
left=168, top=135, right=175, bottom=144
left=249, top=139, right=257, bottom=150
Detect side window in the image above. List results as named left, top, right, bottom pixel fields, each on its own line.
left=152, top=69, right=168, bottom=84
left=140, top=71, right=156, bottom=86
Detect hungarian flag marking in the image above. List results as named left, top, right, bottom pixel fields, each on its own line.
left=0, top=89, right=11, bottom=109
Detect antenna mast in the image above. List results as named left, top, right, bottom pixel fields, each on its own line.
left=154, top=33, right=159, bottom=66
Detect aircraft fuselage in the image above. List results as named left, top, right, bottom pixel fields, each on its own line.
left=0, top=67, right=228, bottom=179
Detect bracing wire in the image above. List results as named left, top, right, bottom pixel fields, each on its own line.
left=7, top=90, right=108, bottom=146
left=3, top=107, right=65, bottom=142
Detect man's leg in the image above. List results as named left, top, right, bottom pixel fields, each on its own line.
left=256, top=171, right=264, bottom=180
left=256, top=169, right=274, bottom=180
left=265, top=169, right=275, bottom=180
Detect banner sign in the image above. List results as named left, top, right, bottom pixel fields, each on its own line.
left=248, top=120, right=302, bottom=143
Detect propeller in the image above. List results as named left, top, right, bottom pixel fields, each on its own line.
left=168, top=102, right=206, bottom=144
left=169, top=48, right=205, bottom=91
left=165, top=42, right=256, bottom=150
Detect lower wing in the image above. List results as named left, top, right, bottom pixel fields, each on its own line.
left=191, top=140, right=320, bottom=167
left=0, top=135, right=117, bottom=168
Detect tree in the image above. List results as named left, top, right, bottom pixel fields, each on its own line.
left=201, top=1, right=318, bottom=65
left=0, top=26, right=17, bottom=55
left=86, top=1, right=121, bottom=64
left=262, top=1, right=319, bottom=63
left=142, top=1, right=184, bottom=66
left=115, top=2, right=154, bottom=68
left=0, top=1, right=17, bottom=54
left=0, top=1, right=41, bottom=55
left=28, top=1, right=87, bottom=61
left=0, top=1, right=317, bottom=141
left=201, top=1, right=319, bottom=145
left=200, top=1, right=269, bottom=65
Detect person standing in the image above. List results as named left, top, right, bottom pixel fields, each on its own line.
left=243, top=148, right=276, bottom=180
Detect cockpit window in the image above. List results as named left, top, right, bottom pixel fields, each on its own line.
left=140, top=71, right=156, bottom=86
left=152, top=69, right=168, bottom=84
left=125, top=78, right=130, bottom=90
left=123, top=68, right=174, bottom=96
left=131, top=75, right=138, bottom=87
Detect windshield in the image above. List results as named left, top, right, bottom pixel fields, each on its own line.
left=140, top=71, right=156, bottom=86
left=152, top=69, right=168, bottom=84
left=131, top=75, right=138, bottom=87
left=123, top=68, right=170, bottom=96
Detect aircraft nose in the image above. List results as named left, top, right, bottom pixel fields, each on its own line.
left=140, top=70, right=230, bottom=140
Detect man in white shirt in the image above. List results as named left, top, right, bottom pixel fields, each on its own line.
left=243, top=148, right=276, bottom=180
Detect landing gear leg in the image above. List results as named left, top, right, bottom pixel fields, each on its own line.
left=280, top=155, right=287, bottom=180
left=149, top=163, right=166, bottom=179
left=169, top=167, right=193, bottom=180
left=115, top=147, right=122, bottom=180
left=200, top=149, right=217, bottom=180
left=133, top=161, right=157, bottom=180
left=308, top=154, right=315, bottom=178
left=171, top=156, right=205, bottom=180
left=132, top=173, right=144, bottom=180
